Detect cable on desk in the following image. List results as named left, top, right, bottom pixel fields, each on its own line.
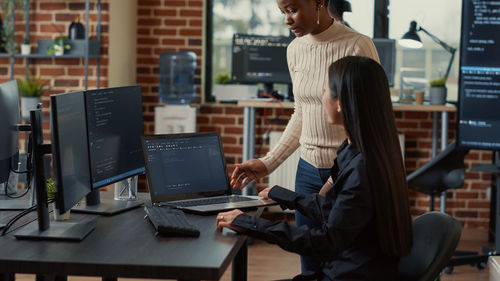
left=4, top=133, right=33, bottom=199
left=1, top=199, right=53, bottom=236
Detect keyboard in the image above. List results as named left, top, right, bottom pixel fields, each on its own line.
left=170, top=195, right=255, bottom=208
left=144, top=206, right=200, bottom=237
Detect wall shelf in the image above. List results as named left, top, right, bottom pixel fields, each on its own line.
left=6, top=0, right=102, bottom=90
left=0, top=54, right=101, bottom=59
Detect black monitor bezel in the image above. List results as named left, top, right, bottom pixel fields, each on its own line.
left=456, top=0, right=500, bottom=152
left=50, top=92, right=93, bottom=213
left=231, top=33, right=292, bottom=85
left=141, top=132, right=231, bottom=204
left=0, top=80, right=21, bottom=183
left=372, top=38, right=396, bottom=88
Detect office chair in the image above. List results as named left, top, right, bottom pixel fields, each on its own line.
left=406, top=141, right=468, bottom=212
left=406, top=141, right=494, bottom=273
left=398, top=211, right=462, bottom=281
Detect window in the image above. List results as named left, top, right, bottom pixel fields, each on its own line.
left=206, top=0, right=461, bottom=101
left=207, top=0, right=375, bottom=102
left=210, top=0, right=288, bottom=99
left=343, top=0, right=374, bottom=37
left=389, top=0, right=461, bottom=100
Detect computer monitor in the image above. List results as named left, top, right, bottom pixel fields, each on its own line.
left=50, top=92, right=93, bottom=213
left=457, top=0, right=500, bottom=151
left=72, top=85, right=145, bottom=215
left=231, top=33, right=292, bottom=99
left=0, top=80, right=33, bottom=210
left=14, top=103, right=97, bottom=241
left=0, top=80, right=20, bottom=184
left=372, top=38, right=396, bottom=87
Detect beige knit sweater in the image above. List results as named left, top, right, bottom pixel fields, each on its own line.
left=260, top=22, right=380, bottom=173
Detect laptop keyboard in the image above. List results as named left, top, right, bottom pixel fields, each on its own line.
left=171, top=196, right=255, bottom=208
left=144, top=206, right=200, bottom=237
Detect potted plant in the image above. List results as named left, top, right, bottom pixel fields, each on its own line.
left=17, top=71, right=51, bottom=119
left=20, top=37, right=30, bottom=55
left=0, top=0, right=27, bottom=55
left=47, top=37, right=71, bottom=56
left=46, top=178, right=71, bottom=221
left=212, top=72, right=258, bottom=101
left=429, top=77, right=447, bottom=105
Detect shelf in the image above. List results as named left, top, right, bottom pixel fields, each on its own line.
left=8, top=0, right=102, bottom=89
left=0, top=53, right=100, bottom=59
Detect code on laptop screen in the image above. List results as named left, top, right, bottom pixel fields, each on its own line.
left=144, top=135, right=228, bottom=196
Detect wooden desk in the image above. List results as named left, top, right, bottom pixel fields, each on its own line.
left=237, top=100, right=456, bottom=211
left=0, top=197, right=248, bottom=281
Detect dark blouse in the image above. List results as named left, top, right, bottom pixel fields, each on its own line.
left=232, top=140, right=398, bottom=281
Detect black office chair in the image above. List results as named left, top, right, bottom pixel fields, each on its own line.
left=398, top=211, right=462, bottom=281
left=406, top=141, right=468, bottom=212
left=406, top=141, right=494, bottom=273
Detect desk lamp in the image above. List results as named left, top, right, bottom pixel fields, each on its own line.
left=399, top=21, right=457, bottom=82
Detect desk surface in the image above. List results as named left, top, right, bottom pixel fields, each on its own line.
left=0, top=196, right=247, bottom=280
left=237, top=100, right=457, bottom=112
left=489, top=256, right=500, bottom=280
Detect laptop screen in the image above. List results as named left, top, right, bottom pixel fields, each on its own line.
left=142, top=133, right=230, bottom=202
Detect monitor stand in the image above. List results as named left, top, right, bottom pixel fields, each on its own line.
left=14, top=217, right=97, bottom=241
left=14, top=109, right=97, bottom=241
left=72, top=189, right=142, bottom=216
left=258, top=83, right=285, bottom=100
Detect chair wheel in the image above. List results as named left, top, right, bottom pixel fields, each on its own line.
left=444, top=266, right=454, bottom=274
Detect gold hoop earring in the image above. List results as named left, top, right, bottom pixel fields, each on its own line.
left=317, top=7, right=320, bottom=25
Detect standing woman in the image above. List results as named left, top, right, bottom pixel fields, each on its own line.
left=230, top=0, right=379, bottom=273
left=220, top=56, right=412, bottom=281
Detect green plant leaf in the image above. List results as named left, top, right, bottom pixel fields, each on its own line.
left=47, top=37, right=71, bottom=55
left=1, top=0, right=27, bottom=55
left=215, top=72, right=232, bottom=84
left=46, top=178, right=55, bottom=200
left=429, top=77, right=446, bottom=87
left=17, top=70, right=52, bottom=97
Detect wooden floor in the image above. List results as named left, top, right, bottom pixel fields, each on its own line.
left=15, top=228, right=490, bottom=281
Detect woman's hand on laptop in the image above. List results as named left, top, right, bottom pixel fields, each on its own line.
left=258, top=187, right=273, bottom=200
left=231, top=159, right=268, bottom=190
left=216, top=209, right=244, bottom=232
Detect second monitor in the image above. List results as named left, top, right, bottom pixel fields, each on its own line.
left=73, top=85, right=146, bottom=215
left=231, top=33, right=292, bottom=100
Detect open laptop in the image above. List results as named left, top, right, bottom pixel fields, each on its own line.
left=141, top=132, right=276, bottom=214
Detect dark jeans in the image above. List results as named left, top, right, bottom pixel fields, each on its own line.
left=294, top=158, right=331, bottom=274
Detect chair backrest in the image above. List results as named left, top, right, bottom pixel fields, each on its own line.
left=398, top=212, right=462, bottom=281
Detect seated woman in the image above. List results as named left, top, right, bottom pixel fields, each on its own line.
left=216, top=56, right=413, bottom=281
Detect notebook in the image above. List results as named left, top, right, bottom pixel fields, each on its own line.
left=141, top=132, right=276, bottom=214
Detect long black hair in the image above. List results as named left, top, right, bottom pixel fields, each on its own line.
left=328, top=56, right=413, bottom=257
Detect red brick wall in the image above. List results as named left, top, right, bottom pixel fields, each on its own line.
left=1, top=0, right=109, bottom=95
left=0, top=0, right=109, bottom=148
left=137, top=0, right=203, bottom=135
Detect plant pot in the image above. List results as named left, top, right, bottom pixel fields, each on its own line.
left=54, top=45, right=64, bottom=56
left=213, top=84, right=259, bottom=101
left=20, top=44, right=31, bottom=55
left=21, top=96, right=41, bottom=120
left=429, top=87, right=447, bottom=105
